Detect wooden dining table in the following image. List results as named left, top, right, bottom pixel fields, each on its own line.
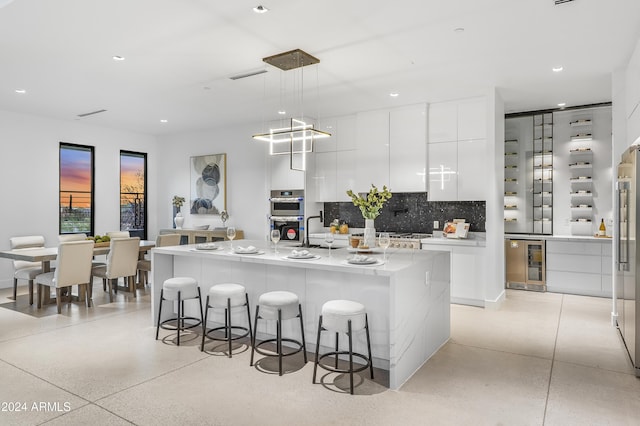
left=0, top=240, right=155, bottom=304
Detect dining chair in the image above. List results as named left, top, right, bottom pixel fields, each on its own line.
left=34, top=240, right=95, bottom=314
left=58, top=233, right=88, bottom=242
left=137, top=233, right=180, bottom=286
left=107, top=231, right=130, bottom=239
left=9, top=235, right=46, bottom=305
left=91, top=237, right=140, bottom=302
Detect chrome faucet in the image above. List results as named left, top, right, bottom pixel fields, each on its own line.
left=304, top=211, right=324, bottom=247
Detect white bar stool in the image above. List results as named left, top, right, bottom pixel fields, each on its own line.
left=250, top=290, right=307, bottom=375
left=156, top=277, right=203, bottom=346
left=312, top=299, right=374, bottom=394
left=201, top=283, right=252, bottom=357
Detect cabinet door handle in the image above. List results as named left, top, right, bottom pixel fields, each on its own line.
left=617, top=181, right=630, bottom=271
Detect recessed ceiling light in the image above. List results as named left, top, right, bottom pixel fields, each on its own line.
left=454, top=27, right=465, bottom=33
left=557, top=102, right=566, bottom=107
left=552, top=66, right=564, bottom=72
left=160, top=119, right=168, bottom=123
left=112, top=55, right=125, bottom=61
left=277, top=110, right=286, bottom=115
left=253, top=5, right=269, bottom=13
left=389, top=92, right=399, bottom=97
left=15, top=89, right=26, bottom=94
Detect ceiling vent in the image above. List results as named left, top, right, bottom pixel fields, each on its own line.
left=554, top=0, right=575, bottom=4
left=229, top=69, right=268, bottom=80
left=77, top=109, right=107, bottom=118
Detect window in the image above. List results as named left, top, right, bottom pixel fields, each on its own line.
left=59, top=143, right=94, bottom=235
left=120, top=151, right=147, bottom=239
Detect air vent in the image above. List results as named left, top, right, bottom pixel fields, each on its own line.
left=77, top=109, right=107, bottom=118
left=554, top=0, right=574, bottom=4
left=229, top=69, right=268, bottom=80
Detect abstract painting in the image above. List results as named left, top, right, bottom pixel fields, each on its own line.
left=190, top=153, right=226, bottom=214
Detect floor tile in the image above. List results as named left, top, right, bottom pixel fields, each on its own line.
left=545, top=360, right=640, bottom=426
left=0, top=360, right=88, bottom=426
left=555, top=294, right=633, bottom=374
left=451, top=290, right=563, bottom=359
left=400, top=342, right=551, bottom=426
left=0, top=308, right=208, bottom=402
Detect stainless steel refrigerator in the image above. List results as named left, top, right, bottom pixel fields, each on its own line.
left=616, top=145, right=640, bottom=376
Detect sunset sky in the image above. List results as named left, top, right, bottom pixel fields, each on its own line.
left=120, top=154, right=144, bottom=193
left=60, top=147, right=92, bottom=208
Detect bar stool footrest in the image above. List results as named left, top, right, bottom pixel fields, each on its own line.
left=205, top=325, right=250, bottom=342
left=254, top=337, right=304, bottom=358
left=317, top=351, right=371, bottom=374
left=159, top=316, right=202, bottom=331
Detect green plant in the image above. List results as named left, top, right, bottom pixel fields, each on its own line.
left=346, top=185, right=392, bottom=220
left=172, top=195, right=185, bottom=208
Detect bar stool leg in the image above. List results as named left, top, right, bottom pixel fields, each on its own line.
left=227, top=297, right=233, bottom=357
left=298, top=304, right=307, bottom=362
left=334, top=332, right=339, bottom=369
left=245, top=294, right=253, bottom=344
left=201, top=295, right=210, bottom=351
left=312, top=315, right=323, bottom=384
left=250, top=305, right=260, bottom=366
left=156, top=289, right=164, bottom=340
left=348, top=319, right=354, bottom=395
left=277, top=308, right=283, bottom=376
left=177, top=291, right=182, bottom=346
left=365, top=314, right=374, bottom=379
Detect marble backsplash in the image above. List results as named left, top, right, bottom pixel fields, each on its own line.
left=323, top=193, right=486, bottom=233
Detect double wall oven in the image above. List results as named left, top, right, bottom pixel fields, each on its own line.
left=270, top=189, right=304, bottom=242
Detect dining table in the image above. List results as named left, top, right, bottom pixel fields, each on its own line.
left=0, top=240, right=156, bottom=304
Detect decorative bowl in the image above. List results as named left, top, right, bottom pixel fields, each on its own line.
left=192, top=225, right=209, bottom=230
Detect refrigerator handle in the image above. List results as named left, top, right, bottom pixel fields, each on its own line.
left=617, top=182, right=630, bottom=271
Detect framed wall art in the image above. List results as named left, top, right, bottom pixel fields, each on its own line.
left=190, top=153, right=226, bottom=214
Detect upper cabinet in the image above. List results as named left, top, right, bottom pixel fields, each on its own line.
left=270, top=154, right=304, bottom=190
left=313, top=104, right=428, bottom=200
left=389, top=104, right=427, bottom=192
left=355, top=109, right=390, bottom=191
left=428, top=97, right=487, bottom=201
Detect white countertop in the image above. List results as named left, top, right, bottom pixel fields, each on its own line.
left=504, top=234, right=612, bottom=242
left=153, top=240, right=448, bottom=277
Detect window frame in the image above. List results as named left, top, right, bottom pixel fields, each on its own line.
left=119, top=150, right=147, bottom=240
left=59, top=142, right=95, bottom=236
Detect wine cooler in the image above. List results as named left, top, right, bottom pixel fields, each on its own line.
left=505, top=239, right=546, bottom=291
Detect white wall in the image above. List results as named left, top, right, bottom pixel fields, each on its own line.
left=0, top=110, right=158, bottom=289
left=155, top=123, right=269, bottom=241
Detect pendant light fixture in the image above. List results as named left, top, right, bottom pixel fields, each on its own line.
left=252, top=49, right=331, bottom=171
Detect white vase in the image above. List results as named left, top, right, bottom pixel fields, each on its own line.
left=174, top=212, right=184, bottom=229
left=364, top=218, right=376, bottom=248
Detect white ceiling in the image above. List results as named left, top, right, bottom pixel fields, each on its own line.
left=1, top=0, right=639, bottom=136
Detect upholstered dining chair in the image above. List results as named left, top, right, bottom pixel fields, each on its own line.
left=9, top=235, right=46, bottom=305
left=137, top=233, right=181, bottom=286
left=107, top=231, right=130, bottom=239
left=91, top=237, right=140, bottom=302
left=57, top=233, right=88, bottom=242
left=34, top=240, right=95, bottom=314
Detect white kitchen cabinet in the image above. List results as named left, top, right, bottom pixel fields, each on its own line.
left=314, top=151, right=337, bottom=202
left=457, top=139, right=487, bottom=200
left=270, top=155, right=304, bottom=190
left=355, top=109, right=390, bottom=191
left=314, top=117, right=337, bottom=152
left=457, top=98, right=487, bottom=141
left=336, top=149, right=357, bottom=201
left=337, top=115, right=357, bottom=151
left=389, top=104, right=427, bottom=192
left=450, top=246, right=486, bottom=307
left=428, top=141, right=458, bottom=201
left=428, top=97, right=488, bottom=201
left=428, top=101, right=457, bottom=143
left=545, top=239, right=612, bottom=297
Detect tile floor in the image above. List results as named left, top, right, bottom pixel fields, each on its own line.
left=0, top=284, right=639, bottom=425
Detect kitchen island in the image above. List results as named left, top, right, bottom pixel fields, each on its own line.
left=151, top=241, right=450, bottom=389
